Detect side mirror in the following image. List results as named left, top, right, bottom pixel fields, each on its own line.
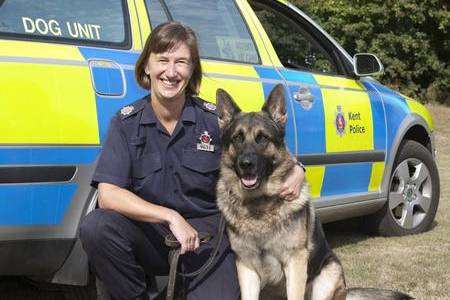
left=353, top=53, right=384, bottom=77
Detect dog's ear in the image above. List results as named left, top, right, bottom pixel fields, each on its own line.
left=262, top=84, right=287, bottom=128
left=216, top=89, right=241, bottom=130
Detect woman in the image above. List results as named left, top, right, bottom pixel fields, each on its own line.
left=79, top=22, right=305, bottom=300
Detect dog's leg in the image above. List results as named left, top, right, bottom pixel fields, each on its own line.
left=236, top=259, right=261, bottom=300
left=284, top=249, right=308, bottom=300
left=309, top=260, right=346, bottom=300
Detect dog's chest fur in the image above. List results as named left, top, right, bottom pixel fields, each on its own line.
left=217, top=182, right=311, bottom=286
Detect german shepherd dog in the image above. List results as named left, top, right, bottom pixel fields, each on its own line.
left=215, top=84, right=412, bottom=300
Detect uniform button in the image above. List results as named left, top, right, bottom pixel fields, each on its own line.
left=174, top=189, right=178, bottom=193
left=169, top=165, right=173, bottom=170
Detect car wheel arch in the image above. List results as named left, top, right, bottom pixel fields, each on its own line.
left=381, top=114, right=435, bottom=196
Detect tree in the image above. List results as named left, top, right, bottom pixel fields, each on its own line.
left=293, top=0, right=449, bottom=104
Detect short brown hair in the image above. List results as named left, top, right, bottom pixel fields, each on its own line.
left=135, top=22, right=202, bottom=96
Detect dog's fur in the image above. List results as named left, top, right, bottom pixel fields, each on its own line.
left=215, top=84, right=412, bottom=300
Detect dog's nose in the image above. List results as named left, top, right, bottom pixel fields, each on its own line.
left=238, top=156, right=254, bottom=170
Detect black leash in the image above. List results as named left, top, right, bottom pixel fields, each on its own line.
left=164, top=216, right=226, bottom=300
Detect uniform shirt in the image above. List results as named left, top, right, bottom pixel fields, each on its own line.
left=92, top=95, right=221, bottom=218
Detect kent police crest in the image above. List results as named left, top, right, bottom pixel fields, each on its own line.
left=335, top=105, right=346, bottom=136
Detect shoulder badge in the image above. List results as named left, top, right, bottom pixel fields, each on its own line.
left=204, top=102, right=216, bottom=111
left=121, top=105, right=134, bottom=116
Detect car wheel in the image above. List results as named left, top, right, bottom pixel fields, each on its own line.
left=369, top=140, right=440, bottom=236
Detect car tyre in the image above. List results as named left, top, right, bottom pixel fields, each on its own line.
left=367, top=140, right=439, bottom=236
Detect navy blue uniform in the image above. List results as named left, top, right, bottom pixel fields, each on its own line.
left=79, top=95, right=239, bottom=300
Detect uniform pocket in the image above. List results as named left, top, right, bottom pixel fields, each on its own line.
left=132, top=152, right=162, bottom=178
left=179, top=148, right=220, bottom=201
left=182, top=148, right=220, bottom=173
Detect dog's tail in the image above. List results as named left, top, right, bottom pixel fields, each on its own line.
left=346, top=287, right=413, bottom=300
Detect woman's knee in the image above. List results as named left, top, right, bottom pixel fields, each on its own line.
left=79, top=209, right=130, bottom=253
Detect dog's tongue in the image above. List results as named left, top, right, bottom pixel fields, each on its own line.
left=241, top=175, right=258, bottom=188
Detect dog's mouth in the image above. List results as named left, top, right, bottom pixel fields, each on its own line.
left=240, top=175, right=259, bottom=190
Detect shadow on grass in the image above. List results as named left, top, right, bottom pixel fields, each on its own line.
left=322, top=217, right=371, bottom=249
left=323, top=218, right=441, bottom=250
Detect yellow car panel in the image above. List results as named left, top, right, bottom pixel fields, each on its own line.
left=127, top=0, right=143, bottom=50
left=0, top=62, right=98, bottom=144
left=369, top=162, right=385, bottom=192
left=200, top=60, right=265, bottom=112
left=305, top=166, right=325, bottom=198
left=314, top=74, right=365, bottom=90
left=0, top=40, right=85, bottom=61
left=406, top=97, right=434, bottom=131
left=322, top=88, right=374, bottom=152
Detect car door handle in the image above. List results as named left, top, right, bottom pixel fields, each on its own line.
left=293, top=87, right=314, bottom=109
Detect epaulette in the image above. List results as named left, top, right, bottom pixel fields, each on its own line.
left=192, top=96, right=217, bottom=115
left=118, top=97, right=147, bottom=120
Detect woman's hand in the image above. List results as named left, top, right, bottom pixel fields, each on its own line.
left=280, top=163, right=305, bottom=201
left=167, top=211, right=200, bottom=254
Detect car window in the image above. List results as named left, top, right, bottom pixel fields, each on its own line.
left=0, top=0, right=130, bottom=48
left=145, top=0, right=260, bottom=64
left=249, top=1, right=337, bottom=75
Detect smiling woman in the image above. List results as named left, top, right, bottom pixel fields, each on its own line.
left=78, top=21, right=304, bottom=300
left=78, top=22, right=242, bottom=300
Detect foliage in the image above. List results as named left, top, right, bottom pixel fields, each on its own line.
left=293, top=0, right=449, bottom=104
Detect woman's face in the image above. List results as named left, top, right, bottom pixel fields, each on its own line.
left=145, top=42, right=193, bottom=103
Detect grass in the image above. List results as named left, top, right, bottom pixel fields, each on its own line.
left=323, top=103, right=450, bottom=299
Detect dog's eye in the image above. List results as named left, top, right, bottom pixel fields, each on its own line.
left=232, top=132, right=244, bottom=144
left=255, top=133, right=269, bottom=145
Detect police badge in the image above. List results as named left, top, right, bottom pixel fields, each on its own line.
left=197, top=131, right=215, bottom=152
left=121, top=105, right=134, bottom=116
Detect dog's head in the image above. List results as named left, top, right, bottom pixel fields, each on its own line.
left=217, top=84, right=292, bottom=196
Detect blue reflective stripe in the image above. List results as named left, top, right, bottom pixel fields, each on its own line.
left=0, top=184, right=76, bottom=225
left=321, top=163, right=372, bottom=196
left=289, top=84, right=325, bottom=155
left=278, top=69, right=325, bottom=155
left=0, top=147, right=101, bottom=165
left=363, top=82, right=386, bottom=151
left=368, top=82, right=409, bottom=160
left=255, top=66, right=282, bottom=80
left=78, top=47, right=147, bottom=143
left=280, top=69, right=317, bottom=85
left=78, top=48, right=140, bottom=66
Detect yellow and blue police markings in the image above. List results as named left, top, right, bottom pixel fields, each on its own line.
left=0, top=42, right=144, bottom=226
left=77, top=46, right=147, bottom=142
left=273, top=68, right=390, bottom=197
left=364, top=80, right=410, bottom=161
left=199, top=60, right=265, bottom=113
left=405, top=96, right=434, bottom=130
left=0, top=41, right=99, bottom=145
left=317, top=76, right=375, bottom=197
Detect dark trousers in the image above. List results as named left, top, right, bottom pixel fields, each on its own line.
left=79, top=209, right=240, bottom=300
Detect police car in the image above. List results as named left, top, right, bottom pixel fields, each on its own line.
left=0, top=0, right=439, bottom=293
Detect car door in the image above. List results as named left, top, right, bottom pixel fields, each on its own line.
left=248, top=0, right=387, bottom=213
left=0, top=0, right=143, bottom=275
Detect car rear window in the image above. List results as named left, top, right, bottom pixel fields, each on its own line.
left=0, top=0, right=130, bottom=49
left=145, top=0, right=260, bottom=64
